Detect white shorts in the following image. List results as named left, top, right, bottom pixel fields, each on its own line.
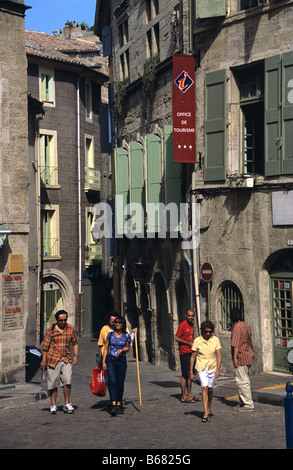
left=197, top=366, right=216, bottom=388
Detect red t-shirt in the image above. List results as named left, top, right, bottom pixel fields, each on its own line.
left=176, top=320, right=194, bottom=355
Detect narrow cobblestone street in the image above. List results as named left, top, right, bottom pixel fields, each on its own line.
left=0, top=335, right=287, bottom=453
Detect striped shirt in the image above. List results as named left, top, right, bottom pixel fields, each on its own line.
left=42, top=324, right=78, bottom=368
left=231, top=321, right=254, bottom=366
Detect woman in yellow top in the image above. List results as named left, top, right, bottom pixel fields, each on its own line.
left=190, top=321, right=222, bottom=422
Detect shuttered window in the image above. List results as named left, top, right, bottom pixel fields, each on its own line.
left=115, top=129, right=182, bottom=235
left=40, top=68, right=54, bottom=105
left=41, top=205, right=59, bottom=258
left=204, top=69, right=227, bottom=182
left=40, top=131, right=58, bottom=186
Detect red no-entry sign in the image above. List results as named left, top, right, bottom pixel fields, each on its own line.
left=201, top=262, right=213, bottom=282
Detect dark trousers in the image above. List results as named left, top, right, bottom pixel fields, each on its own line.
left=106, top=355, right=127, bottom=403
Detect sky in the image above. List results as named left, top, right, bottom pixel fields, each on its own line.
left=25, top=0, right=97, bottom=34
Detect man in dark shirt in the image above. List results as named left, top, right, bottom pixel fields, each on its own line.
left=175, top=309, right=200, bottom=403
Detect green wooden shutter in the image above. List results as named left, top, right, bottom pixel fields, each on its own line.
left=146, top=134, right=161, bottom=233
left=41, top=74, right=46, bottom=101
left=40, top=134, right=45, bottom=167
left=114, top=147, right=129, bottom=235
left=204, top=69, right=227, bottom=182
left=129, top=141, right=144, bottom=234
left=282, top=51, right=293, bottom=175
left=265, top=55, right=282, bottom=176
left=48, top=74, right=54, bottom=102
left=164, top=125, right=181, bottom=233
left=195, top=0, right=226, bottom=18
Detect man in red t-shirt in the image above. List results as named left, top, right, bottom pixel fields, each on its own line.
left=175, top=309, right=200, bottom=403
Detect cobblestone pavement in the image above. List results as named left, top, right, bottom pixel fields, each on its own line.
left=0, top=335, right=287, bottom=451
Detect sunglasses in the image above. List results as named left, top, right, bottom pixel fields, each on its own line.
left=115, top=321, right=123, bottom=324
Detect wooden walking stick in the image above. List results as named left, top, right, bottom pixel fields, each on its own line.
left=134, top=331, right=142, bottom=406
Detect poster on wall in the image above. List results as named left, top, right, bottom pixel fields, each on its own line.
left=172, top=54, right=196, bottom=163
left=2, top=274, right=24, bottom=330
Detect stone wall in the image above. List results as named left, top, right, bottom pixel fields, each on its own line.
left=0, top=2, right=29, bottom=383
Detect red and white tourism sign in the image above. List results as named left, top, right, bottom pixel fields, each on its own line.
left=172, top=55, right=196, bottom=163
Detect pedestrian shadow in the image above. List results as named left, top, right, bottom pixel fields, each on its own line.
left=170, top=393, right=183, bottom=401
left=218, top=397, right=239, bottom=408
left=90, top=399, right=109, bottom=411
left=184, top=409, right=203, bottom=418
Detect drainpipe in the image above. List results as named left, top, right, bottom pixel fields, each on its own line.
left=36, top=113, right=44, bottom=343
left=192, top=173, right=201, bottom=332
left=77, top=71, right=86, bottom=336
left=183, top=249, right=194, bottom=311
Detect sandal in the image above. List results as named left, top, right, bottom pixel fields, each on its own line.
left=202, top=417, right=208, bottom=422
left=185, top=396, right=201, bottom=403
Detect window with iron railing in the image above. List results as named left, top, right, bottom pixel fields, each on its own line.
left=85, top=208, right=102, bottom=265
left=41, top=206, right=60, bottom=259
left=40, top=132, right=58, bottom=186
left=84, top=136, right=100, bottom=192
left=219, top=282, right=244, bottom=331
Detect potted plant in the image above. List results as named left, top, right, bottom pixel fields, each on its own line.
left=227, top=173, right=254, bottom=188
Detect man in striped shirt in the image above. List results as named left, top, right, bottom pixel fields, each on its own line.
left=230, top=308, right=255, bottom=411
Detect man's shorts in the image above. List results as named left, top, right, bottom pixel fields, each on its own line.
left=180, top=353, right=192, bottom=377
left=47, top=361, right=72, bottom=390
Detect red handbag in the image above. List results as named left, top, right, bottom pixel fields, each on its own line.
left=90, top=366, right=107, bottom=397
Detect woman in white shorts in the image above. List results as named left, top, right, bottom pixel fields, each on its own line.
left=190, top=321, right=222, bottom=422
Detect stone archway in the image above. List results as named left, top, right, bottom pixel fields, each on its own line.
left=41, top=268, right=75, bottom=340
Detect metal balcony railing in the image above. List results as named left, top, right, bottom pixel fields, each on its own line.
left=40, top=166, right=58, bottom=186
left=42, top=238, right=59, bottom=258
left=84, top=167, right=101, bottom=192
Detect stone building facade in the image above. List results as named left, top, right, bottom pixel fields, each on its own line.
left=26, top=31, right=111, bottom=346
left=96, top=0, right=293, bottom=375
left=0, top=0, right=30, bottom=383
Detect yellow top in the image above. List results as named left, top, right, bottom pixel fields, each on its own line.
left=98, top=325, right=111, bottom=356
left=191, top=335, right=221, bottom=371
